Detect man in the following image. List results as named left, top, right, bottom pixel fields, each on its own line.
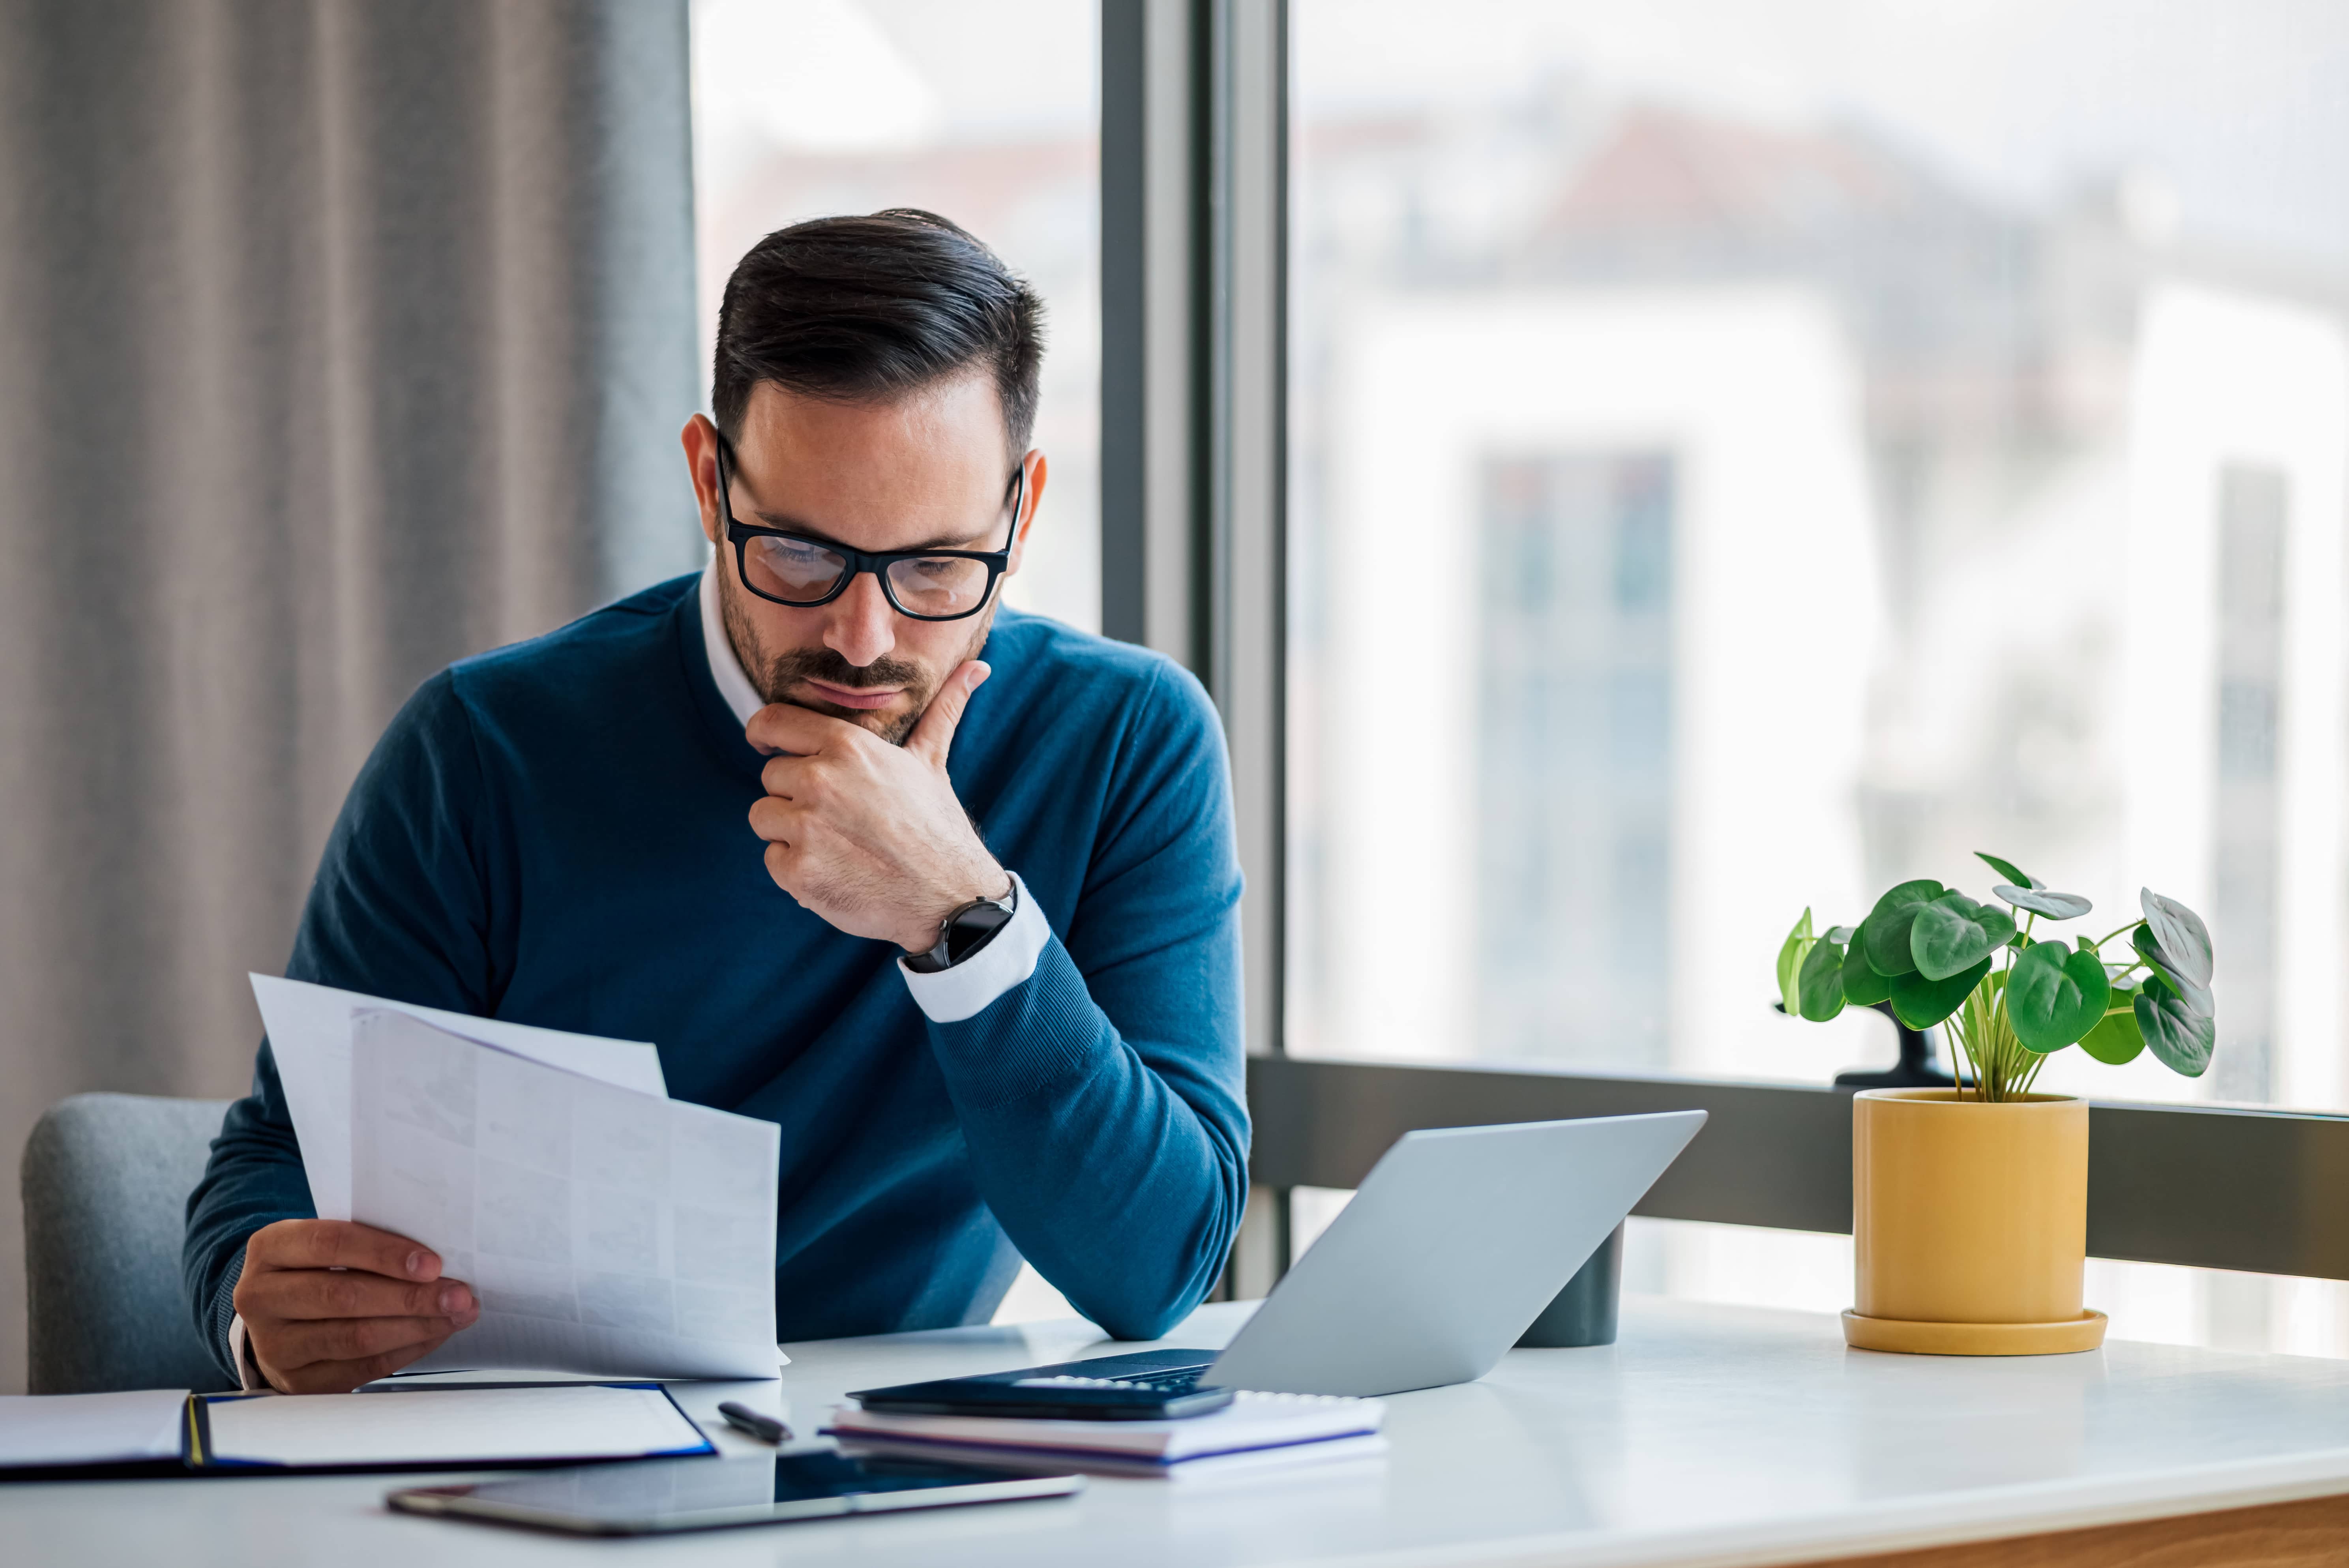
left=182, top=210, right=1247, bottom=1394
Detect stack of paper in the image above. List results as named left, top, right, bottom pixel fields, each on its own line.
left=254, top=976, right=783, bottom=1381
left=251, top=975, right=668, bottom=1220
left=825, top=1392, right=1386, bottom=1480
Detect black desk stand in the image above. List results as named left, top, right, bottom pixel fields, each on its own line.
left=1831, top=1000, right=1960, bottom=1090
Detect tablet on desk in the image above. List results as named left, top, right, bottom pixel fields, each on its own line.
left=389, top=1452, right=1084, bottom=1535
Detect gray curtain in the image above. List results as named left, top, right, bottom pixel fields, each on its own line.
left=0, top=0, right=702, bottom=1392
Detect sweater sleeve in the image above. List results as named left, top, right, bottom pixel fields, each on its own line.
left=180, top=672, right=498, bottom=1376
left=920, top=661, right=1249, bottom=1341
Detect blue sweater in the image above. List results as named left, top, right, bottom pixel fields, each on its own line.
left=181, top=574, right=1248, bottom=1378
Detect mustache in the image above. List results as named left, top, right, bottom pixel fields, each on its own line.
left=757, top=646, right=925, bottom=699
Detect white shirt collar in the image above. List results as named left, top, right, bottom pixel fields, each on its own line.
left=699, top=557, right=766, bottom=726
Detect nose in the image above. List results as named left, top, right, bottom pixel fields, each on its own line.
left=822, top=571, right=899, bottom=669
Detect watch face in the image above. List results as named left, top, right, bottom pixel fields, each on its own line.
left=944, top=901, right=1015, bottom=965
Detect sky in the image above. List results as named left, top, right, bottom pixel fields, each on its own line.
left=1297, top=0, right=2349, bottom=270
left=694, top=0, right=2349, bottom=270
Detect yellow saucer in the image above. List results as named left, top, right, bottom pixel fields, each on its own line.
left=1841, top=1308, right=2108, bottom=1356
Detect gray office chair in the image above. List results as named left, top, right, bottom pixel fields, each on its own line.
left=22, top=1092, right=238, bottom=1393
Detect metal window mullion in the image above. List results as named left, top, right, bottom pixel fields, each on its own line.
left=1099, top=0, right=1208, bottom=669
left=1207, top=0, right=1290, bottom=1298
left=1248, top=1055, right=2349, bottom=1283
left=1206, top=0, right=1286, bottom=1070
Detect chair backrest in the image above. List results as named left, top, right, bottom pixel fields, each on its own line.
left=21, top=1092, right=238, bottom=1393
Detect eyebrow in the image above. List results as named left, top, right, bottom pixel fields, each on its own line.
left=742, top=506, right=997, bottom=554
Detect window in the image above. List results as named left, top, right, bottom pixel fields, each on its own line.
left=691, top=0, right=1102, bottom=633
left=1274, top=0, right=2349, bottom=1356
left=1284, top=0, right=2349, bottom=1117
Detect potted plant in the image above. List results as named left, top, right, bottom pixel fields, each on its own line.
left=1776, top=853, right=2215, bottom=1354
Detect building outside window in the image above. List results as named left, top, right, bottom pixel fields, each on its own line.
left=1284, top=0, right=2349, bottom=1353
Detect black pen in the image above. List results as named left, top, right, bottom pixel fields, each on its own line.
left=717, top=1401, right=792, bottom=1444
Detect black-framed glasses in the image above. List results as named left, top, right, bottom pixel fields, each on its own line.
left=713, top=435, right=1023, bottom=622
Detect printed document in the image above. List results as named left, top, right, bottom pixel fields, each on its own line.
left=351, top=1010, right=781, bottom=1380
left=251, top=973, right=666, bottom=1219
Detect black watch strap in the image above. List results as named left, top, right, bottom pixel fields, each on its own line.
left=902, top=881, right=1017, bottom=973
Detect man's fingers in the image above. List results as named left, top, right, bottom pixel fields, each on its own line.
left=251, top=1271, right=475, bottom=1323
left=744, top=701, right=863, bottom=758
left=267, top=1337, right=455, bottom=1395
left=247, top=1219, right=438, bottom=1281
left=759, top=752, right=810, bottom=799
left=904, top=661, right=990, bottom=770
left=266, top=1314, right=464, bottom=1368
left=748, top=794, right=811, bottom=846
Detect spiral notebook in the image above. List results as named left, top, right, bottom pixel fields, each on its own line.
left=824, top=1389, right=1383, bottom=1477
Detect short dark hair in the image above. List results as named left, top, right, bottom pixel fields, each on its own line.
left=712, top=210, right=1045, bottom=459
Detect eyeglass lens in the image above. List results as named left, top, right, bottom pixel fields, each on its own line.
left=738, top=536, right=993, bottom=619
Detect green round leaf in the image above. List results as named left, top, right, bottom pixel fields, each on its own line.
left=1910, top=892, right=2018, bottom=982
left=2007, top=939, right=2111, bottom=1053
left=1776, top=908, right=1814, bottom=1012
left=1839, top=941, right=1896, bottom=1006
left=2079, top=1004, right=2146, bottom=1065
left=1798, top=939, right=1848, bottom=1021
left=1862, top=880, right=1944, bottom=976
left=2140, top=889, right=2214, bottom=989
left=1975, top=852, right=2043, bottom=890
left=2135, top=974, right=2216, bottom=1077
left=1890, top=957, right=1992, bottom=1030
left=2131, top=924, right=2214, bottom=1018
left=1994, top=885, right=2092, bottom=920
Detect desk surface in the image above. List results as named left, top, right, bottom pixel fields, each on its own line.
left=12, top=1296, right=2349, bottom=1568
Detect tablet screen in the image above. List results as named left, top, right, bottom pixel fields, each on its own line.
left=389, top=1453, right=1083, bottom=1534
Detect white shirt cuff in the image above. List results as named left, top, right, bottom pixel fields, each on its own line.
left=227, top=1313, right=272, bottom=1392
left=899, top=872, right=1049, bottom=1024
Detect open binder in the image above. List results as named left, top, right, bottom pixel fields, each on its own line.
left=3, top=1382, right=715, bottom=1480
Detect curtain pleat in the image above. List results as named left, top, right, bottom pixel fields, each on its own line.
left=0, top=0, right=701, bottom=1392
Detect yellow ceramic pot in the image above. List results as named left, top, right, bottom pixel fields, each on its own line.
left=1842, top=1088, right=2107, bottom=1355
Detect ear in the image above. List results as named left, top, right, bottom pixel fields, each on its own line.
left=1003, top=450, right=1047, bottom=578
left=682, top=414, right=723, bottom=547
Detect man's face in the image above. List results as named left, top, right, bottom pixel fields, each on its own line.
left=686, top=374, right=1042, bottom=746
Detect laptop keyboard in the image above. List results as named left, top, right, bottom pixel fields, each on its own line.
left=1009, top=1366, right=1209, bottom=1394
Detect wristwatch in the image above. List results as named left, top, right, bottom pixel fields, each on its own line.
left=902, top=879, right=1018, bottom=973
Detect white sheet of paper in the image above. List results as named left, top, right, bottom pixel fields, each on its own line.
left=0, top=1389, right=185, bottom=1467
left=351, top=1011, right=781, bottom=1381
left=251, top=973, right=666, bottom=1219
left=202, top=1385, right=706, bottom=1467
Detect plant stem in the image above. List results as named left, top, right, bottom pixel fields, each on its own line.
left=2088, top=920, right=2143, bottom=952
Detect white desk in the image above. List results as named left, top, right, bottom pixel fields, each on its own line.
left=12, top=1296, right=2349, bottom=1567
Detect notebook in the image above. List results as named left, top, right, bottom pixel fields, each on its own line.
left=188, top=1383, right=715, bottom=1471
left=0, top=1383, right=714, bottom=1478
left=824, top=1388, right=1383, bottom=1474
left=0, top=1390, right=186, bottom=1477
left=832, top=1430, right=1390, bottom=1482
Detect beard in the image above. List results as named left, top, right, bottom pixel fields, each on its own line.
left=719, top=570, right=993, bottom=746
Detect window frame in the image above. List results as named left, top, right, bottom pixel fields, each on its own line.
left=1096, top=0, right=2349, bottom=1292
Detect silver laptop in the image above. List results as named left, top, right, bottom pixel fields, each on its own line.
left=1075, top=1110, right=1708, bottom=1398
